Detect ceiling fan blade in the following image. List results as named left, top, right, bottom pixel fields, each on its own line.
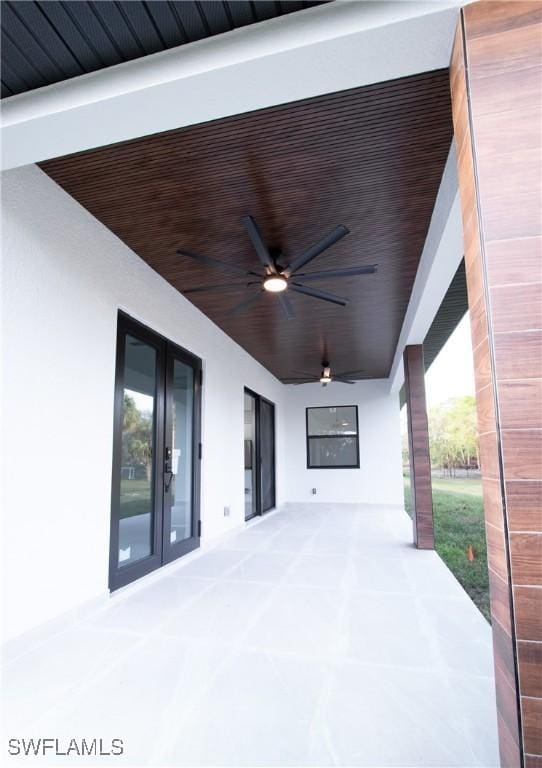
left=282, top=225, right=349, bottom=278
left=226, top=290, right=264, bottom=317
left=291, top=284, right=348, bottom=307
left=334, top=377, right=356, bottom=384
left=291, top=370, right=319, bottom=378
left=242, top=216, right=276, bottom=273
left=184, top=281, right=260, bottom=294
left=294, top=264, right=377, bottom=281
left=177, top=249, right=260, bottom=277
left=278, top=292, right=295, bottom=320
left=282, top=378, right=314, bottom=383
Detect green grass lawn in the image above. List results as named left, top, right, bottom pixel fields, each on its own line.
left=120, top=477, right=152, bottom=519
left=404, top=474, right=490, bottom=622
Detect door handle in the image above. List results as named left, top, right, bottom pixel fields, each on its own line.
left=164, top=446, right=173, bottom=492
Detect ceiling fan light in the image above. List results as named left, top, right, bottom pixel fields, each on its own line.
left=263, top=275, right=288, bottom=293
left=320, top=375, right=332, bottom=384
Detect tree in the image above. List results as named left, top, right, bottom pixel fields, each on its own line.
left=122, top=393, right=153, bottom=480
left=427, top=396, right=479, bottom=475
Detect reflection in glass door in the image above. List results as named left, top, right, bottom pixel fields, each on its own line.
left=118, top=335, right=158, bottom=569
left=110, top=314, right=201, bottom=590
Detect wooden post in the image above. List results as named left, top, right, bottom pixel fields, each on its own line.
left=403, top=344, right=435, bottom=549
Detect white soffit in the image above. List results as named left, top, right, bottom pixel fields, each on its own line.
left=388, top=144, right=464, bottom=393
left=1, top=0, right=462, bottom=170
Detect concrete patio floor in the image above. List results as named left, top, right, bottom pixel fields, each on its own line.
left=3, top=504, right=499, bottom=766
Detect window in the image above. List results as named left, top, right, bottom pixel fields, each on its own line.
left=306, top=406, right=359, bottom=469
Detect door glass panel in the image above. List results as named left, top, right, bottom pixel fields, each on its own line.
left=119, top=335, right=156, bottom=567
left=260, top=399, right=275, bottom=512
left=244, top=393, right=257, bottom=520
left=169, top=360, right=194, bottom=544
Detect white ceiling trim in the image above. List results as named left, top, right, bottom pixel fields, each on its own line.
left=1, top=0, right=461, bottom=170
left=388, top=143, right=464, bottom=394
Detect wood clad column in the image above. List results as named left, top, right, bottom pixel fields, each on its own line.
left=450, top=3, right=542, bottom=766
left=403, top=345, right=435, bottom=549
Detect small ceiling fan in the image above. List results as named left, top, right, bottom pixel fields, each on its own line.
left=283, top=361, right=368, bottom=387
left=177, top=216, right=377, bottom=319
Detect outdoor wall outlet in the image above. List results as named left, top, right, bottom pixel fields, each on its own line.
left=311, top=488, right=317, bottom=495
left=224, top=506, right=230, bottom=517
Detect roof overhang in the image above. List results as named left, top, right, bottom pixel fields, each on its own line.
left=1, top=0, right=462, bottom=171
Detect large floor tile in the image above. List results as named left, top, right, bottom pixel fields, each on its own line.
left=245, top=585, right=344, bottom=657
left=227, top=550, right=297, bottom=583
left=3, top=503, right=498, bottom=767
left=160, top=651, right=328, bottom=766
left=160, top=580, right=273, bottom=643
left=3, top=626, right=140, bottom=733
left=345, top=591, right=439, bottom=668
left=89, top=576, right=211, bottom=634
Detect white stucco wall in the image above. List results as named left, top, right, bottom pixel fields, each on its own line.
left=1, top=165, right=289, bottom=641
left=282, top=381, right=404, bottom=505
left=1, top=165, right=404, bottom=642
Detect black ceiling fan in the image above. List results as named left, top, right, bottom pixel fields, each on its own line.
left=283, top=361, right=368, bottom=387
left=177, top=216, right=377, bottom=319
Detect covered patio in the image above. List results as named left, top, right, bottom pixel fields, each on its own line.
left=5, top=503, right=498, bottom=766
left=2, top=1, right=540, bottom=766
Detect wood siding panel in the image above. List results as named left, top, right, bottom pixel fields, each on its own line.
left=506, top=482, right=542, bottom=532
left=451, top=2, right=542, bottom=762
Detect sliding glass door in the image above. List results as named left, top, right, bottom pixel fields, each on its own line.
left=109, top=313, right=201, bottom=590
left=244, top=389, right=276, bottom=521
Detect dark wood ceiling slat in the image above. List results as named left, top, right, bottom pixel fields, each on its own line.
left=40, top=70, right=452, bottom=381
left=42, top=72, right=450, bottom=174
left=44, top=124, right=453, bottom=198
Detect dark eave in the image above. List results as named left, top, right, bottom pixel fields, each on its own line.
left=1, top=0, right=328, bottom=99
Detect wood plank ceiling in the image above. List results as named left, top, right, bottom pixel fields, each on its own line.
left=40, top=69, right=453, bottom=381
left=1, top=1, right=327, bottom=98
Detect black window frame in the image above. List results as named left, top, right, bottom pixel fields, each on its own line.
left=305, top=405, right=360, bottom=469
left=109, top=311, right=202, bottom=591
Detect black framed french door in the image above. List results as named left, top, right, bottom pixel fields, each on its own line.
left=109, top=313, right=201, bottom=591
left=244, top=388, right=275, bottom=521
